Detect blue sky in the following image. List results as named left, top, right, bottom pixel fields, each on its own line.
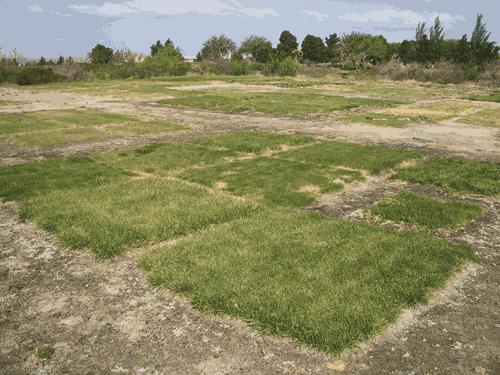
left=1, top=0, right=499, bottom=58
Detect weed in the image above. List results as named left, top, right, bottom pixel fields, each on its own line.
left=36, top=346, right=55, bottom=360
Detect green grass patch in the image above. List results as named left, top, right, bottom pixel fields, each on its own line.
left=339, top=112, right=427, bottom=128
left=457, top=108, right=500, bottom=128
left=0, top=157, right=131, bottom=202
left=159, top=92, right=406, bottom=116
left=0, top=110, right=186, bottom=147
left=276, top=141, right=422, bottom=174
left=35, top=346, right=55, bottom=360
left=394, top=158, right=500, bottom=196
left=180, top=157, right=362, bottom=207
left=96, top=142, right=238, bottom=175
left=141, top=208, right=475, bottom=354
left=366, top=191, right=483, bottom=230
left=189, top=131, right=313, bottom=153
left=466, top=92, right=500, bottom=103
left=20, top=178, right=255, bottom=257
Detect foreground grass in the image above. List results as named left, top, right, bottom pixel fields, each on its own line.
left=394, top=158, right=500, bottom=196
left=0, top=110, right=186, bottom=147
left=0, top=131, right=482, bottom=354
left=20, top=178, right=255, bottom=257
left=141, top=208, right=475, bottom=353
left=159, top=92, right=406, bottom=116
left=367, top=191, right=483, bottom=230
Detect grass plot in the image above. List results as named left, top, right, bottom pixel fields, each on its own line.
left=0, top=110, right=186, bottom=147
left=180, top=157, right=363, bottom=207
left=141, top=208, right=475, bottom=353
left=276, top=141, right=422, bottom=174
left=394, top=158, right=500, bottom=196
left=366, top=191, right=483, bottom=230
left=159, top=92, right=406, bottom=116
left=19, top=178, right=255, bottom=257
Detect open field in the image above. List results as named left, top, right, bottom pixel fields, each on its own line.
left=0, top=76, right=499, bottom=374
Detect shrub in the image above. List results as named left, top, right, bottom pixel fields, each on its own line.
left=277, top=56, right=299, bottom=77
left=16, top=67, right=62, bottom=85
left=229, top=60, right=249, bottom=75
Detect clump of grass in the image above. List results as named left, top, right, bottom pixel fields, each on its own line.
left=36, top=346, right=55, bottom=360
left=340, top=112, right=427, bottom=128
left=20, top=178, right=256, bottom=257
left=140, top=208, right=476, bottom=354
left=394, top=158, right=500, bottom=196
left=180, top=157, right=361, bottom=207
left=366, top=191, right=483, bottom=230
left=159, top=92, right=407, bottom=116
left=189, top=131, right=313, bottom=153
left=457, top=108, right=500, bottom=128
left=276, top=141, right=422, bottom=174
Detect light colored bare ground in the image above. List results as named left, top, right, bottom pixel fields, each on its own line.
left=1, top=87, right=499, bottom=164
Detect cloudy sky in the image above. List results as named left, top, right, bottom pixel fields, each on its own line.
left=1, top=0, right=499, bottom=58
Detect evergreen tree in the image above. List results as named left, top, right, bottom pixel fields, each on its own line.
left=38, top=56, right=46, bottom=65
left=277, top=31, right=298, bottom=58
left=470, top=14, right=498, bottom=67
left=301, top=35, right=327, bottom=63
left=429, top=17, right=445, bottom=63
left=325, top=34, right=340, bottom=63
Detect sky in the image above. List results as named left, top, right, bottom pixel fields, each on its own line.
left=1, top=0, right=499, bottom=58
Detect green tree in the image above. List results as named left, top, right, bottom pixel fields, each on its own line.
left=57, top=55, right=65, bottom=65
left=470, top=14, right=498, bottom=67
left=239, top=35, right=273, bottom=63
left=429, top=17, right=445, bottom=63
left=415, top=23, right=432, bottom=64
left=453, top=35, right=471, bottom=65
left=277, top=30, right=298, bottom=58
left=200, top=35, right=237, bottom=61
left=38, top=56, right=46, bottom=65
left=341, top=33, right=390, bottom=70
left=142, top=41, right=188, bottom=76
left=325, top=33, right=340, bottom=63
left=301, top=34, right=327, bottom=63
left=89, top=44, right=114, bottom=65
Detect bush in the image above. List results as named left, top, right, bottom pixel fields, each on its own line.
left=15, top=67, right=62, bottom=85
left=229, top=60, right=249, bottom=76
left=277, top=56, right=299, bottom=77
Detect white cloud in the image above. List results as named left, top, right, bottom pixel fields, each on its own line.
left=338, top=8, right=465, bottom=29
left=70, top=0, right=279, bottom=18
left=301, top=9, right=329, bottom=23
left=28, top=4, right=44, bottom=13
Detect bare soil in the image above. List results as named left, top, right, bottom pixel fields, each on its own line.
left=0, top=86, right=499, bottom=374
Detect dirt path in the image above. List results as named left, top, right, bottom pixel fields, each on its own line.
left=1, top=87, right=499, bottom=164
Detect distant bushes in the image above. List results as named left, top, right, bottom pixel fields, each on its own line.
left=0, top=65, right=63, bottom=85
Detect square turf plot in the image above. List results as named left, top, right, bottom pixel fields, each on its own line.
left=19, top=178, right=256, bottom=257
left=275, top=141, right=422, bottom=174
left=394, top=158, right=500, bottom=196
left=140, top=208, right=476, bottom=354
left=179, top=156, right=363, bottom=207
left=366, top=191, right=483, bottom=230
left=159, top=92, right=407, bottom=116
